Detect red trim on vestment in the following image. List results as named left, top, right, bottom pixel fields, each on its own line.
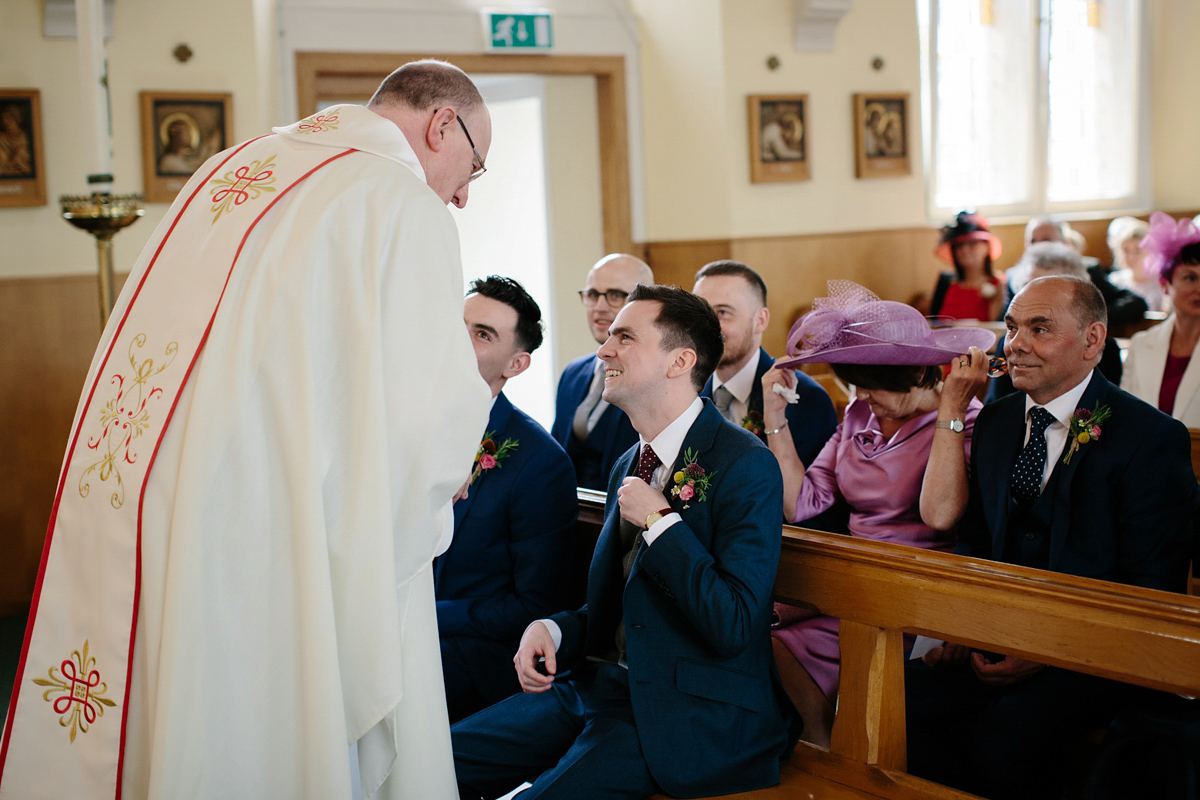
left=113, top=147, right=357, bottom=799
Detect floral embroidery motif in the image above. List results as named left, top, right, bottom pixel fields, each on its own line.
left=79, top=335, right=178, bottom=508
left=741, top=409, right=764, bottom=435
left=670, top=449, right=715, bottom=508
left=468, top=431, right=518, bottom=486
left=295, top=112, right=341, bottom=134
left=32, top=640, right=116, bottom=743
left=209, top=155, right=277, bottom=222
left=1063, top=402, right=1112, bottom=465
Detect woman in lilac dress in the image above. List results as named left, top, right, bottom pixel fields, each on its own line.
left=761, top=281, right=995, bottom=747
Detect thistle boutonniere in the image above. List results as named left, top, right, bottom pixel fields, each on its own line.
left=1062, top=403, right=1112, bottom=465
left=469, top=430, right=518, bottom=485
left=670, top=448, right=715, bottom=508
left=741, top=409, right=764, bottom=435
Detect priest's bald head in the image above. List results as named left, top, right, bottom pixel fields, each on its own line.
left=368, top=59, right=491, bottom=210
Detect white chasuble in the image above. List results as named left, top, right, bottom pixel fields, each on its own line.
left=0, top=105, right=490, bottom=799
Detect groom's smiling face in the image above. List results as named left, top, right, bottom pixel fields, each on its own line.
left=598, top=300, right=672, bottom=411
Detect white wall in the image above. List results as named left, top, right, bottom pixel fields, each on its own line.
left=0, top=0, right=270, bottom=279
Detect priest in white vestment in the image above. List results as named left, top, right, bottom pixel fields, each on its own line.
left=0, top=61, right=492, bottom=800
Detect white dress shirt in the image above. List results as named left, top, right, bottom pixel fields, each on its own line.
left=1023, top=371, right=1095, bottom=491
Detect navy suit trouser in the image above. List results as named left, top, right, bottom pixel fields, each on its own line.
left=452, top=662, right=660, bottom=800
left=905, top=658, right=1135, bottom=800
left=441, top=636, right=522, bottom=724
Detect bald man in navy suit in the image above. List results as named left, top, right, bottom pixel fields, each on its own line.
left=551, top=254, right=652, bottom=490
left=906, top=276, right=1200, bottom=800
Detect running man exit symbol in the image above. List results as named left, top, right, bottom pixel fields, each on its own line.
left=483, top=10, right=553, bottom=51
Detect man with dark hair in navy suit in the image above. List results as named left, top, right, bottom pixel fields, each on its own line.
left=692, top=260, right=840, bottom=528
left=453, top=284, right=800, bottom=799
left=437, top=276, right=578, bottom=722
left=905, top=275, right=1200, bottom=800
left=551, top=254, right=653, bottom=490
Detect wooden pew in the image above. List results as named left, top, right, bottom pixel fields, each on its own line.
left=569, top=494, right=1200, bottom=800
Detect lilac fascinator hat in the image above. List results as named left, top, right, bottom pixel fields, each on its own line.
left=1140, top=212, right=1200, bottom=284
left=775, top=281, right=997, bottom=368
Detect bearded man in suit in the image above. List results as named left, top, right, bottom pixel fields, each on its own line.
left=453, top=284, right=800, bottom=799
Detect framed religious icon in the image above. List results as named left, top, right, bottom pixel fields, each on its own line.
left=853, top=92, right=911, bottom=179
left=140, top=91, right=233, bottom=203
left=748, top=94, right=810, bottom=183
left=0, top=89, right=47, bottom=208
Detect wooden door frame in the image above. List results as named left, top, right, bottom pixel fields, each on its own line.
left=295, top=51, right=633, bottom=254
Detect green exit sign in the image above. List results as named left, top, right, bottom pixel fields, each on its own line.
left=483, top=10, right=554, bottom=51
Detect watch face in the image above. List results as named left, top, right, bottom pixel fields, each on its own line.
left=951, top=419, right=964, bottom=432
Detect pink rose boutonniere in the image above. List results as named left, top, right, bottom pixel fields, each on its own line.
left=1063, top=403, right=1112, bottom=465
left=469, top=430, right=518, bottom=485
left=670, top=448, right=715, bottom=509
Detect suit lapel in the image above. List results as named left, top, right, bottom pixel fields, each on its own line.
left=747, top=348, right=773, bottom=417
left=629, top=402, right=723, bottom=578
left=1047, top=371, right=1108, bottom=565
left=453, top=394, right=511, bottom=527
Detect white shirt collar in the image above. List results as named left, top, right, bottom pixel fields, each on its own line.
left=712, top=351, right=760, bottom=405
left=1025, top=370, right=1095, bottom=428
left=640, top=396, right=704, bottom=474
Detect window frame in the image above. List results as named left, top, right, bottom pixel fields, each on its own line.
left=919, top=0, right=1152, bottom=223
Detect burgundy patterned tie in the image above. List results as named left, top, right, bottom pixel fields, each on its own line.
left=637, top=444, right=662, bottom=485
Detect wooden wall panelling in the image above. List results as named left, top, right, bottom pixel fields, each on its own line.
left=0, top=274, right=111, bottom=613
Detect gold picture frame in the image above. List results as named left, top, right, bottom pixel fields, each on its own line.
left=140, top=91, right=233, bottom=203
left=748, top=94, right=810, bottom=183
left=0, top=89, right=47, bottom=208
left=853, top=92, right=911, bottom=179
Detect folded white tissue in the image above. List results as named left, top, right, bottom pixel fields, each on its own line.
left=772, top=382, right=799, bottom=404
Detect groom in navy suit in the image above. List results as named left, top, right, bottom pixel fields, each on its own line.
left=905, top=275, right=1200, bottom=800
left=551, top=254, right=653, bottom=490
left=454, top=284, right=800, bottom=799
left=437, top=276, right=578, bottom=723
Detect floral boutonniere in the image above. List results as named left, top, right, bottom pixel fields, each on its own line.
left=741, top=409, right=764, bottom=435
left=1062, top=403, right=1112, bottom=465
left=469, top=430, right=518, bottom=485
left=670, top=448, right=715, bottom=508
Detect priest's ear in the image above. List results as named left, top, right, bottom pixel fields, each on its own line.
left=502, top=352, right=532, bottom=381
left=424, top=107, right=458, bottom=153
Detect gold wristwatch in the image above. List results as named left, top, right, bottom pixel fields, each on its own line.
left=644, top=507, right=674, bottom=529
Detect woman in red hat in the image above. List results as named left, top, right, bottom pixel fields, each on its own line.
left=930, top=211, right=1004, bottom=322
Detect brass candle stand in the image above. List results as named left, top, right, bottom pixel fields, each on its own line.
left=61, top=191, right=145, bottom=328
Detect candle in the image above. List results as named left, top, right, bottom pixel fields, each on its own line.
left=75, top=0, right=112, bottom=188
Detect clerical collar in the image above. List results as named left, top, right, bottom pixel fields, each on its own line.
left=640, top=397, right=704, bottom=475
left=712, top=351, right=759, bottom=405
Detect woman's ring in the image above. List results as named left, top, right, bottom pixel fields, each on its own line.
left=959, top=359, right=968, bottom=367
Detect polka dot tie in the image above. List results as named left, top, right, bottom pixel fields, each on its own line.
left=1010, top=406, right=1055, bottom=507
left=637, top=444, right=662, bottom=485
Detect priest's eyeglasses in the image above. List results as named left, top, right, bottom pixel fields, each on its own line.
left=578, top=288, right=630, bottom=307
left=457, top=116, right=488, bottom=182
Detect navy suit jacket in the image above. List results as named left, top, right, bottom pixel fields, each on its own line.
left=959, top=370, right=1199, bottom=592
left=549, top=401, right=800, bottom=797
left=436, top=393, right=579, bottom=651
left=551, top=353, right=639, bottom=490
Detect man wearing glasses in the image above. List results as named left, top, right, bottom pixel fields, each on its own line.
left=0, top=60, right=492, bottom=799
left=551, top=253, right=654, bottom=490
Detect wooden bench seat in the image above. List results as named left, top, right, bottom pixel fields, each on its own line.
left=569, top=492, right=1200, bottom=800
